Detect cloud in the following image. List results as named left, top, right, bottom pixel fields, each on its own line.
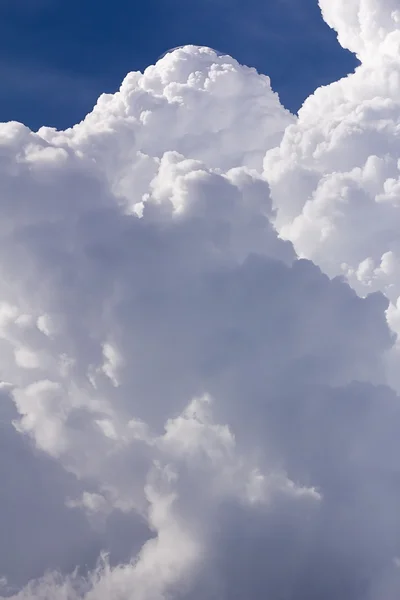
left=0, top=30, right=400, bottom=600
left=319, top=0, right=400, bottom=60
left=264, top=0, right=400, bottom=386
left=39, top=46, right=294, bottom=174
left=0, top=384, right=150, bottom=594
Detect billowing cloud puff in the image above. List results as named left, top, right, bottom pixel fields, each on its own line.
left=319, top=0, right=400, bottom=60
left=1, top=19, right=400, bottom=600
left=39, top=45, right=294, bottom=202
left=264, top=0, right=400, bottom=383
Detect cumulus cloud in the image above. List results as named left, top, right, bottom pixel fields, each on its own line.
left=1, top=16, right=400, bottom=600
left=319, top=0, right=400, bottom=60
left=264, top=0, right=400, bottom=386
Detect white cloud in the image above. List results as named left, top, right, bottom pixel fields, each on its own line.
left=0, top=30, right=400, bottom=600
left=319, top=0, right=400, bottom=60
left=264, top=0, right=400, bottom=388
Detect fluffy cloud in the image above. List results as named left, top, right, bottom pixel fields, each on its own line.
left=319, top=0, right=400, bottom=60
left=1, top=17, right=400, bottom=600
left=39, top=45, right=294, bottom=197
left=264, top=0, right=400, bottom=385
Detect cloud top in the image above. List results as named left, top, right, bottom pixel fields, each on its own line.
left=319, top=0, right=400, bottom=60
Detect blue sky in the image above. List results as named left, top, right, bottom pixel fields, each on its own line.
left=0, top=0, right=358, bottom=130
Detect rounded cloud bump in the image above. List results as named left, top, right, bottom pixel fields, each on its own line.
left=319, top=0, right=400, bottom=60
left=265, top=0, right=400, bottom=387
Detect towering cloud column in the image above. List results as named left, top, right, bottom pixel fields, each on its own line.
left=264, top=0, right=400, bottom=379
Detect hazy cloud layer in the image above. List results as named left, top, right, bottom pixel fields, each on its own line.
left=0, top=3, right=400, bottom=599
